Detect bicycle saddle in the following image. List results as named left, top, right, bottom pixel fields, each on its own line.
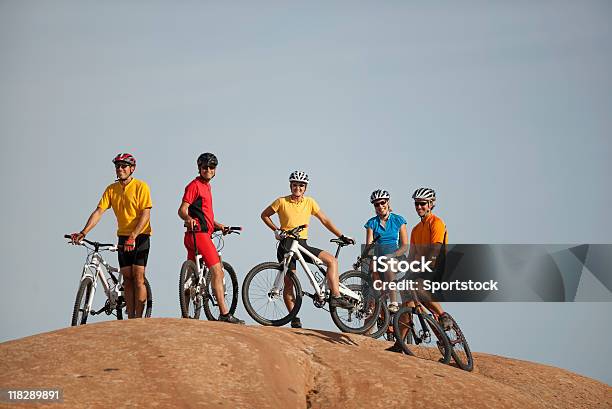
left=330, top=238, right=350, bottom=246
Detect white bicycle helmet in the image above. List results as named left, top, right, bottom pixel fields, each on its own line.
left=412, top=187, right=436, bottom=201
left=289, top=171, right=309, bottom=184
left=370, top=189, right=391, bottom=203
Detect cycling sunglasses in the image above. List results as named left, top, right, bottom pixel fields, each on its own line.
left=373, top=200, right=388, bottom=208
left=291, top=183, right=306, bottom=188
left=414, top=201, right=429, bottom=207
left=114, top=163, right=131, bottom=169
left=200, top=165, right=217, bottom=170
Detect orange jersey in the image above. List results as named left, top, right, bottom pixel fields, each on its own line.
left=410, top=213, right=447, bottom=245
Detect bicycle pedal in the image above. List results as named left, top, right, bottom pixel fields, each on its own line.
left=91, top=306, right=106, bottom=316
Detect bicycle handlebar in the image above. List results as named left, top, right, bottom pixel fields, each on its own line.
left=359, top=235, right=380, bottom=258
left=224, top=226, right=243, bottom=235
left=64, top=235, right=117, bottom=251
left=184, top=224, right=242, bottom=235
left=351, top=236, right=382, bottom=269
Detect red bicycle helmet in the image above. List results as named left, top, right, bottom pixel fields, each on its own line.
left=112, top=153, right=136, bottom=166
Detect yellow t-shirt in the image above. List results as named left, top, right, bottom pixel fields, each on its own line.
left=270, top=196, right=320, bottom=239
left=97, top=178, right=153, bottom=236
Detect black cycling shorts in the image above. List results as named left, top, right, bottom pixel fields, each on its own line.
left=277, top=238, right=323, bottom=271
left=118, top=234, right=150, bottom=268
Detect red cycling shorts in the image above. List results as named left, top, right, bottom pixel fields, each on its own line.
left=184, top=232, right=220, bottom=268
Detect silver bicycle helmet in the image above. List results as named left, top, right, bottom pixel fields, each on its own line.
left=412, top=187, right=436, bottom=201
left=370, top=189, right=391, bottom=203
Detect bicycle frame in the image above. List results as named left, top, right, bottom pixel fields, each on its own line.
left=273, top=238, right=361, bottom=303
left=188, top=230, right=232, bottom=304
left=397, top=285, right=440, bottom=340
left=78, top=248, right=122, bottom=316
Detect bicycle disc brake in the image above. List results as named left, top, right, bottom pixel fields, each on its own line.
left=417, top=329, right=431, bottom=344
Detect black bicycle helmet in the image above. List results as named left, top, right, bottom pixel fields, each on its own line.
left=197, top=152, right=218, bottom=168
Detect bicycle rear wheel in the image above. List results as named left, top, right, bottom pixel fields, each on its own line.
left=71, top=277, right=94, bottom=326
left=393, top=306, right=451, bottom=364
left=144, top=277, right=153, bottom=317
left=179, top=260, right=202, bottom=319
left=443, top=313, right=474, bottom=371
left=331, top=271, right=381, bottom=334
left=242, top=262, right=302, bottom=326
left=203, top=261, right=239, bottom=321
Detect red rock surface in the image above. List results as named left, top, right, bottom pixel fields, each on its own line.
left=1, top=318, right=610, bottom=408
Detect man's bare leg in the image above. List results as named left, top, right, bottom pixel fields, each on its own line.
left=121, top=266, right=135, bottom=318
left=132, top=265, right=146, bottom=318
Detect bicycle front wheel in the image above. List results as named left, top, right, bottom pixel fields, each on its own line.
left=393, top=306, right=452, bottom=364
left=143, top=277, right=153, bottom=318
left=203, top=261, right=239, bottom=321
left=331, top=270, right=381, bottom=334
left=179, top=260, right=202, bottom=319
left=242, top=262, right=302, bottom=326
left=71, top=277, right=94, bottom=326
left=443, top=313, right=474, bottom=371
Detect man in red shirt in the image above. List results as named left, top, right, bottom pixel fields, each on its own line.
left=178, top=152, right=244, bottom=324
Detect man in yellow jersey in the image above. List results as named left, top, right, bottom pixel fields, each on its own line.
left=70, top=153, right=152, bottom=319
left=261, top=170, right=355, bottom=328
left=387, top=187, right=452, bottom=353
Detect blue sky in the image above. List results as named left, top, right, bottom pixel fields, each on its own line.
left=1, top=1, right=611, bottom=384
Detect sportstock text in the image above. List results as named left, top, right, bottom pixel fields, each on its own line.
left=371, top=256, right=499, bottom=294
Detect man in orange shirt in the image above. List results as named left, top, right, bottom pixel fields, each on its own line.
left=409, top=187, right=450, bottom=324
left=387, top=187, right=452, bottom=353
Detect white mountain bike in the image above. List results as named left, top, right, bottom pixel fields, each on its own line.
left=64, top=235, right=152, bottom=326
left=241, top=225, right=381, bottom=333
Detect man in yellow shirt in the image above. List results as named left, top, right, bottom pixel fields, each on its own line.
left=71, top=153, right=152, bottom=319
left=261, top=171, right=354, bottom=328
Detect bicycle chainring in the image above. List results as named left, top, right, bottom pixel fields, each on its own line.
left=104, top=299, right=113, bottom=315
left=313, top=297, right=326, bottom=308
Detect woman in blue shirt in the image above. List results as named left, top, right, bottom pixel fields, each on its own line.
left=364, top=189, right=409, bottom=312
